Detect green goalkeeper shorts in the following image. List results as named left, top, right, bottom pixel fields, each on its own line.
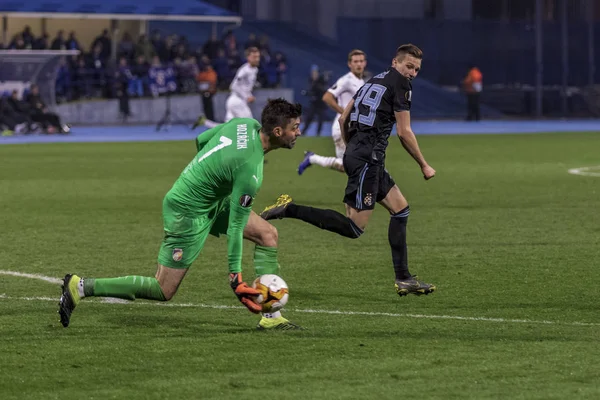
left=157, top=196, right=231, bottom=269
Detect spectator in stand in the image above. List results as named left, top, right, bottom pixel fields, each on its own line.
left=74, top=57, right=93, bottom=99
left=212, top=48, right=230, bottom=89
left=148, top=56, right=163, bottom=97
left=9, top=34, right=26, bottom=50
left=33, top=33, right=49, bottom=50
left=163, top=35, right=177, bottom=63
left=223, top=30, right=237, bottom=55
left=51, top=31, right=66, bottom=50
left=91, top=29, right=111, bottom=61
left=179, top=55, right=199, bottom=94
left=118, top=32, right=135, bottom=61
left=245, top=33, right=260, bottom=50
left=202, top=32, right=223, bottom=60
left=22, top=26, right=34, bottom=48
left=135, top=34, right=156, bottom=62
left=150, top=31, right=167, bottom=61
left=227, top=48, right=242, bottom=78
left=131, top=55, right=150, bottom=97
left=66, top=31, right=80, bottom=51
left=258, top=35, right=271, bottom=55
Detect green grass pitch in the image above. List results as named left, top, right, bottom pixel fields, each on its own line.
left=0, top=132, right=599, bottom=399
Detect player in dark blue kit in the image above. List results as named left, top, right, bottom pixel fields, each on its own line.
left=261, top=44, right=437, bottom=296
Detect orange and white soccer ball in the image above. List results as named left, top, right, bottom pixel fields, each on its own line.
left=252, top=274, right=289, bottom=313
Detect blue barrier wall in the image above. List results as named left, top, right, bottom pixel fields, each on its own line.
left=55, top=88, right=293, bottom=125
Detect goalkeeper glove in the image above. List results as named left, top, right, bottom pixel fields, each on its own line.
left=229, top=273, right=262, bottom=314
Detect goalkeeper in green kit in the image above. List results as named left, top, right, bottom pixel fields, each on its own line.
left=58, top=98, right=303, bottom=330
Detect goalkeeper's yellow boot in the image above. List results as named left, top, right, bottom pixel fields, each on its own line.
left=191, top=115, right=207, bottom=130
left=259, top=194, right=293, bottom=221
left=58, top=274, right=82, bottom=327
left=257, top=316, right=304, bottom=331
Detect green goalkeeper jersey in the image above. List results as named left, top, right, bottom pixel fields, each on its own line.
left=165, top=118, right=264, bottom=273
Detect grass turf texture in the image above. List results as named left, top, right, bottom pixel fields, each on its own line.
left=1, top=132, right=599, bottom=399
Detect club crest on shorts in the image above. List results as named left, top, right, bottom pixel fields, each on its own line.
left=239, top=194, right=253, bottom=208
left=364, top=193, right=373, bottom=207
left=172, top=248, right=183, bottom=262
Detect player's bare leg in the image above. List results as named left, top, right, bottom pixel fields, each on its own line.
left=344, top=204, right=373, bottom=231
left=378, top=185, right=436, bottom=296
left=243, top=211, right=303, bottom=330
left=154, top=265, right=188, bottom=300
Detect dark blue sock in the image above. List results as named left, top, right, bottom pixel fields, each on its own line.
left=389, top=206, right=411, bottom=280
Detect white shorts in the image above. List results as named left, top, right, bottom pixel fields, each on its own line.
left=225, top=95, right=253, bottom=122
left=331, top=120, right=346, bottom=159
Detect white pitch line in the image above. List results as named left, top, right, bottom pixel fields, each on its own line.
left=568, top=165, right=600, bottom=177
left=0, top=293, right=598, bottom=328
left=0, top=270, right=62, bottom=285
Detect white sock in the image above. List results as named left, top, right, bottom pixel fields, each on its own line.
left=262, top=311, right=282, bottom=319
left=204, top=119, right=219, bottom=128
left=309, top=154, right=339, bottom=169
left=77, top=278, right=85, bottom=298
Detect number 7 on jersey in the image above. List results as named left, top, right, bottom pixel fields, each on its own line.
left=197, top=136, right=233, bottom=163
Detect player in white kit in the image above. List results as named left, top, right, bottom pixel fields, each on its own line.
left=193, top=47, right=261, bottom=129
left=297, top=49, right=366, bottom=174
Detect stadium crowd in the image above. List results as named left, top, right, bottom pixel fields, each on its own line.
left=2, top=26, right=289, bottom=104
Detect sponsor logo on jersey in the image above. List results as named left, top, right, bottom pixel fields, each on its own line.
left=239, top=194, right=253, bottom=207
left=236, top=124, right=248, bottom=149
left=172, top=248, right=183, bottom=262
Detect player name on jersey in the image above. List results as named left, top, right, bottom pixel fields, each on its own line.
left=236, top=123, right=248, bottom=149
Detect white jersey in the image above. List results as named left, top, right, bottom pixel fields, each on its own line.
left=327, top=72, right=365, bottom=118
left=229, top=62, right=258, bottom=100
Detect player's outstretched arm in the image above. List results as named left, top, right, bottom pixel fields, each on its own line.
left=338, top=99, right=355, bottom=145
left=395, top=110, right=436, bottom=180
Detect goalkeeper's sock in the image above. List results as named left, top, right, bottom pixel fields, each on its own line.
left=253, top=246, right=284, bottom=320
left=285, top=204, right=363, bottom=238
left=82, top=276, right=166, bottom=301
left=253, top=245, right=280, bottom=276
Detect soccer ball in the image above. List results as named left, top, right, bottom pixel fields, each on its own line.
left=251, top=274, right=289, bottom=313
